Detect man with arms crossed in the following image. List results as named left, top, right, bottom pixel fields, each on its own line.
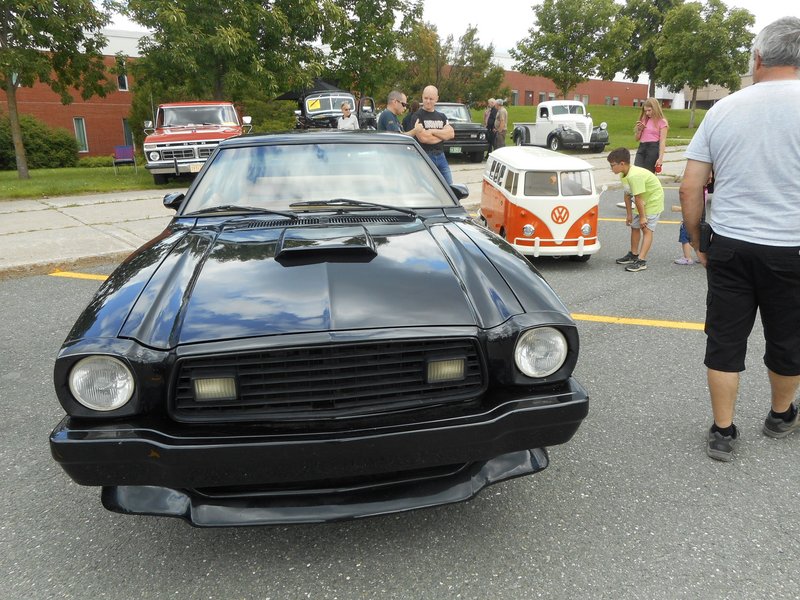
left=679, top=16, right=800, bottom=461
left=411, top=85, right=455, bottom=184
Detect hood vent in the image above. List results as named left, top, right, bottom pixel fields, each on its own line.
left=226, top=215, right=410, bottom=231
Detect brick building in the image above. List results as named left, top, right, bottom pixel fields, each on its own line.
left=0, top=30, right=140, bottom=158
left=502, top=71, right=649, bottom=108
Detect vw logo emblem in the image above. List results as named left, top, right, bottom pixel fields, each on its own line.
left=551, top=206, right=570, bottom=224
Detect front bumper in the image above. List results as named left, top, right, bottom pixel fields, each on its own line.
left=511, top=238, right=601, bottom=258
left=51, top=378, right=588, bottom=523
left=100, top=448, right=548, bottom=526
left=146, top=161, right=205, bottom=175
left=444, top=140, right=489, bottom=155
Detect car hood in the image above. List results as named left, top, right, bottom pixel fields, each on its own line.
left=67, top=217, right=569, bottom=351
left=145, top=126, right=242, bottom=144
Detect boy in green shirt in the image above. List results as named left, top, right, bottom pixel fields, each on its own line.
left=607, top=147, right=665, bottom=272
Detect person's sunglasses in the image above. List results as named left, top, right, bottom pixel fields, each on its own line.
left=398, top=100, right=408, bottom=108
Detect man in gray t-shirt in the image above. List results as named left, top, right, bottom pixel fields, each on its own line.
left=679, top=16, right=800, bottom=462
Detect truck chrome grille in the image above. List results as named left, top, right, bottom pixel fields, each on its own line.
left=171, top=338, right=485, bottom=422
left=161, top=148, right=196, bottom=160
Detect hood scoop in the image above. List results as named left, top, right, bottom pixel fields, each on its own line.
left=276, top=225, right=376, bottom=259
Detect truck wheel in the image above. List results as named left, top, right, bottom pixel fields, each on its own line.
left=548, top=136, right=561, bottom=151
left=591, top=144, right=604, bottom=152
left=515, top=134, right=524, bottom=146
left=469, top=151, right=483, bottom=163
left=153, top=174, right=169, bottom=185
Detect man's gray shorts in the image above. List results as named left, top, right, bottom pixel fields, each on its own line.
left=631, top=213, right=661, bottom=230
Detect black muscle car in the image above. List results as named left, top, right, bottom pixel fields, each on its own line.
left=50, top=131, right=589, bottom=526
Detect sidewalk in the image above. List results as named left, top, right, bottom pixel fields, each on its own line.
left=0, top=147, right=688, bottom=277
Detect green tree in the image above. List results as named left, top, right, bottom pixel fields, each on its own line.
left=511, top=0, right=633, bottom=99
left=656, top=0, right=754, bottom=127
left=0, top=0, right=115, bottom=179
left=397, top=22, right=450, bottom=100
left=621, top=0, right=684, bottom=97
left=126, top=0, right=344, bottom=102
left=326, top=0, right=422, bottom=97
left=439, top=27, right=507, bottom=105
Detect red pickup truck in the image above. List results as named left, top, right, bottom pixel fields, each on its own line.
left=142, top=101, right=252, bottom=184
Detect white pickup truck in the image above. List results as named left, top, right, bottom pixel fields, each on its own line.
left=511, top=100, right=609, bottom=152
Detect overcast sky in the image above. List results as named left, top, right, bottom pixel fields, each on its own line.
left=421, top=1, right=798, bottom=55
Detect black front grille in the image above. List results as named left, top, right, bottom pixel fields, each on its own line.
left=171, top=338, right=485, bottom=422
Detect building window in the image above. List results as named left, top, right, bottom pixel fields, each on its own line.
left=612, top=97, right=619, bottom=106
left=573, top=94, right=581, bottom=101
left=582, top=95, right=589, bottom=105
left=117, top=74, right=129, bottom=91
left=548, top=92, right=556, bottom=101
left=538, top=92, right=546, bottom=104
left=122, top=119, right=134, bottom=147
left=510, top=90, right=519, bottom=106
left=73, top=117, right=88, bottom=153
left=526, top=90, right=534, bottom=105
left=605, top=96, right=612, bottom=105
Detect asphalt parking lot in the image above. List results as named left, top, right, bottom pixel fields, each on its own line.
left=2, top=186, right=799, bottom=599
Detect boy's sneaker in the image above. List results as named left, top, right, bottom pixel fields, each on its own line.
left=625, top=259, right=648, bottom=272
left=615, top=251, right=638, bottom=264
left=707, top=425, right=738, bottom=461
left=762, top=403, right=800, bottom=439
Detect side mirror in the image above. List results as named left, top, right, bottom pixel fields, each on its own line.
left=450, top=183, right=469, bottom=200
left=163, top=192, right=185, bottom=211
left=144, top=120, right=153, bottom=128
left=242, top=116, right=252, bottom=125
left=293, top=110, right=301, bottom=116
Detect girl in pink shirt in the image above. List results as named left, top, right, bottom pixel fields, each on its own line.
left=634, top=98, right=669, bottom=173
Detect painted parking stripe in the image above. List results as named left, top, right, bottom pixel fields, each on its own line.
left=49, top=270, right=108, bottom=281
left=571, top=313, right=704, bottom=331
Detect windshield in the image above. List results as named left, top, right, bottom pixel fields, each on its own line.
left=305, top=94, right=357, bottom=115
left=435, top=104, right=472, bottom=122
left=183, top=142, right=457, bottom=213
left=551, top=104, right=585, bottom=116
left=523, top=170, right=592, bottom=196
left=160, top=105, right=239, bottom=127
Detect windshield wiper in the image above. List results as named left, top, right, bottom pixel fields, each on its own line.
left=186, top=205, right=297, bottom=218
left=289, top=199, right=417, bottom=218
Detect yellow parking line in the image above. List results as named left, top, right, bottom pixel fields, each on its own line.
left=600, top=217, right=682, bottom=224
left=50, top=270, right=108, bottom=281
left=572, top=313, right=704, bottom=331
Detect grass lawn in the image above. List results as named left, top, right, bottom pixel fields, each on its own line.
left=0, top=165, right=186, bottom=201
left=2, top=103, right=705, bottom=200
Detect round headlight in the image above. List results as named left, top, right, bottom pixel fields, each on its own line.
left=522, top=224, right=535, bottom=237
left=514, top=328, right=568, bottom=378
left=581, top=223, right=592, bottom=236
left=68, top=356, right=134, bottom=411
left=479, top=132, right=486, bottom=140
left=149, top=151, right=160, bottom=161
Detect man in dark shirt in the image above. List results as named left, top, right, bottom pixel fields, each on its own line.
left=377, top=90, right=422, bottom=137
left=410, top=85, right=455, bottom=184
left=485, top=99, right=497, bottom=153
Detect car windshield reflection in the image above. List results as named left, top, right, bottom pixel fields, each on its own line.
left=183, top=142, right=455, bottom=214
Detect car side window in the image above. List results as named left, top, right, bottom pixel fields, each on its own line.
left=504, top=169, right=517, bottom=194
left=495, top=165, right=506, bottom=185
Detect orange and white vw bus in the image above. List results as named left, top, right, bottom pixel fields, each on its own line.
left=479, top=146, right=601, bottom=262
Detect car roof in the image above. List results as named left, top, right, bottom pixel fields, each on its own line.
left=159, top=102, right=235, bottom=108
left=219, top=130, right=413, bottom=148
left=488, top=146, right=593, bottom=171
left=538, top=100, right=585, bottom=108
